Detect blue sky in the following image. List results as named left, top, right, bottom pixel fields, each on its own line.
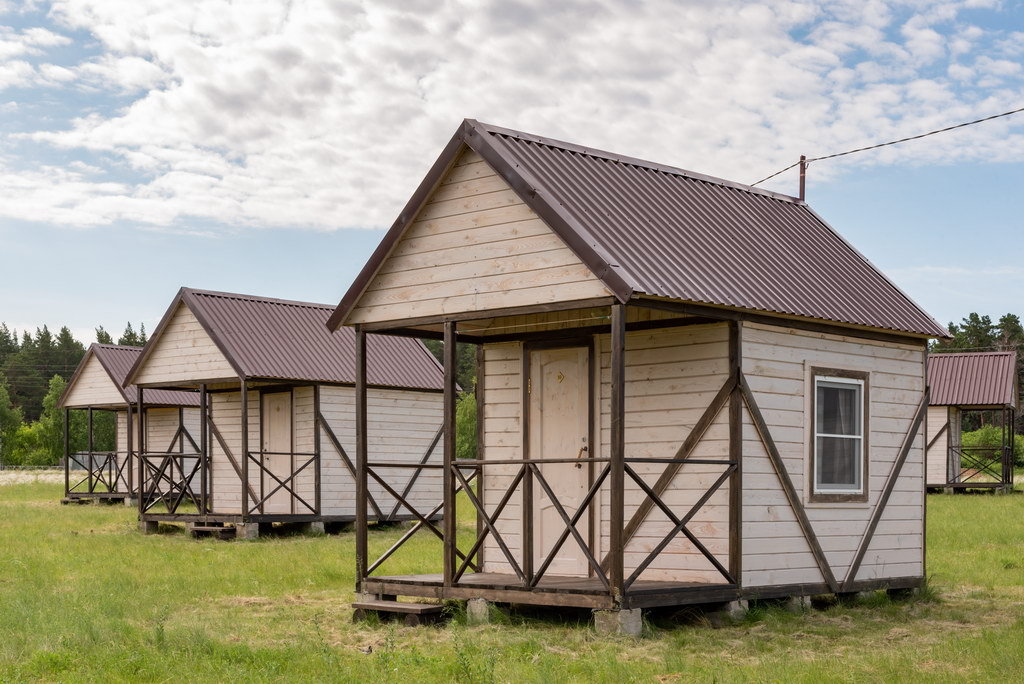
left=1, top=1, right=1023, bottom=342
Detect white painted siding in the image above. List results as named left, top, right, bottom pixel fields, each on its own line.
left=925, top=406, right=950, bottom=486
left=741, top=322, right=926, bottom=587
left=134, top=303, right=236, bottom=386
left=206, top=385, right=443, bottom=517
left=62, top=354, right=125, bottom=408
left=347, top=148, right=611, bottom=326
left=480, top=324, right=733, bottom=584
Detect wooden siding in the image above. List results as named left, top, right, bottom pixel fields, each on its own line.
left=207, top=386, right=443, bottom=517
left=347, top=148, right=612, bottom=326
left=925, top=406, right=950, bottom=486
left=134, top=303, right=236, bottom=386
left=467, top=305, right=683, bottom=337
left=63, top=354, right=124, bottom=408
left=116, top=407, right=201, bottom=493
left=741, top=322, right=926, bottom=587
left=480, top=324, right=733, bottom=584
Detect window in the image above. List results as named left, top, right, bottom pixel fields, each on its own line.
left=811, top=369, right=868, bottom=502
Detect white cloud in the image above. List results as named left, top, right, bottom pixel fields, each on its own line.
left=0, top=0, right=1021, bottom=231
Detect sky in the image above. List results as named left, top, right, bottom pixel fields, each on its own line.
left=1, top=0, right=1023, bottom=344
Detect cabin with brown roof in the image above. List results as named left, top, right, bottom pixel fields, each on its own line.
left=328, top=120, right=949, bottom=634
left=123, top=288, right=445, bottom=539
left=59, top=344, right=200, bottom=505
left=925, top=351, right=1018, bottom=492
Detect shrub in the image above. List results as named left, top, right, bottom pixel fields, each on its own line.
left=961, top=425, right=1024, bottom=467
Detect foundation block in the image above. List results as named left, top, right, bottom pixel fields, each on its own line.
left=593, top=608, right=643, bottom=637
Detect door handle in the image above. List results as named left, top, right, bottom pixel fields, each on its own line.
left=575, top=445, right=588, bottom=468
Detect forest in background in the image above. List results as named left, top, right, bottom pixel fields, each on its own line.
left=0, top=312, right=1022, bottom=468
left=0, top=322, right=147, bottom=465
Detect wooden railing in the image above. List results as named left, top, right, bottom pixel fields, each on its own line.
left=66, top=451, right=131, bottom=495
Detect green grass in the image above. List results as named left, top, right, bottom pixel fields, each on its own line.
left=1, top=479, right=1023, bottom=682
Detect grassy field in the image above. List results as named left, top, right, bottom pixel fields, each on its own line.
left=1, top=475, right=1023, bottom=682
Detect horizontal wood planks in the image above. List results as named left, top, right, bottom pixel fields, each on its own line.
left=924, top=406, right=950, bottom=486
left=62, top=354, right=124, bottom=407
left=740, top=322, right=926, bottom=588
left=134, top=303, right=236, bottom=386
left=347, top=148, right=611, bottom=325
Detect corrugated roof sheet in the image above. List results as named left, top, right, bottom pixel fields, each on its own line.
left=480, top=123, right=947, bottom=338
left=92, top=344, right=199, bottom=406
left=928, top=351, right=1018, bottom=408
left=184, top=289, right=444, bottom=389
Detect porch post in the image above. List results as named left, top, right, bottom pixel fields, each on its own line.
left=313, top=383, right=322, bottom=516
left=728, top=321, right=743, bottom=585
left=63, top=407, right=70, bottom=498
left=443, top=320, right=458, bottom=587
left=137, top=387, right=145, bottom=518
left=87, top=407, right=94, bottom=492
left=200, top=384, right=208, bottom=515
left=355, top=327, right=368, bottom=588
left=240, top=379, right=249, bottom=518
left=126, top=403, right=134, bottom=496
left=609, top=303, right=626, bottom=601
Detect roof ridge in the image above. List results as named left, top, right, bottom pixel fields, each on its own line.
left=185, top=287, right=336, bottom=311
left=473, top=119, right=803, bottom=205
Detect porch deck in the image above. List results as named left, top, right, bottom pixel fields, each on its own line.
left=361, top=572, right=738, bottom=610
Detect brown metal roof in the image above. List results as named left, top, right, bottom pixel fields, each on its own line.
left=328, top=119, right=947, bottom=339
left=127, top=288, right=444, bottom=390
left=928, top=351, right=1018, bottom=408
left=60, top=344, right=200, bottom=408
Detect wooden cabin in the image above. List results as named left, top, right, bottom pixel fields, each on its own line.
left=926, top=351, right=1017, bottom=492
left=59, top=344, right=200, bottom=505
left=328, top=120, right=949, bottom=633
left=122, top=288, right=445, bottom=538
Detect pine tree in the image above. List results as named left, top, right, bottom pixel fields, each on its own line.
left=0, top=373, right=22, bottom=464
left=95, top=326, right=113, bottom=344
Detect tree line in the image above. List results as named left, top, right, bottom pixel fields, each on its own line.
left=0, top=322, right=148, bottom=466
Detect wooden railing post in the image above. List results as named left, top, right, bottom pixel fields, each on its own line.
left=63, top=408, right=70, bottom=498
left=87, top=407, right=94, bottom=492
left=137, top=387, right=145, bottom=518
left=355, top=327, right=369, bottom=589
left=313, top=384, right=322, bottom=516
left=200, top=385, right=208, bottom=515
left=240, top=379, right=249, bottom=518
left=609, top=303, right=626, bottom=602
left=443, top=321, right=458, bottom=587
left=125, top=403, right=134, bottom=496
left=728, top=320, right=743, bottom=585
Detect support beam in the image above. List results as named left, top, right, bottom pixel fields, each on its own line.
left=125, top=403, right=134, bottom=496
left=137, top=387, right=145, bottom=519
left=240, top=379, right=249, bottom=518
left=313, top=384, right=321, bottom=516
left=442, top=320, right=457, bottom=587
left=355, top=326, right=368, bottom=589
left=87, top=407, right=94, bottom=493
left=728, top=320, right=743, bottom=586
left=63, top=408, right=70, bottom=498
left=609, top=303, right=626, bottom=602
left=200, top=385, right=207, bottom=515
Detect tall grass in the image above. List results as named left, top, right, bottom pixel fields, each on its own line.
left=0, top=481, right=1022, bottom=682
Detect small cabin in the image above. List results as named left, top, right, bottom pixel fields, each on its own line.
left=328, top=120, right=948, bottom=633
left=58, top=344, right=200, bottom=505
left=122, top=288, right=445, bottom=538
left=926, top=351, right=1018, bottom=492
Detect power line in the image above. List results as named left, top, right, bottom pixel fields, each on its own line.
left=750, top=105, right=1024, bottom=187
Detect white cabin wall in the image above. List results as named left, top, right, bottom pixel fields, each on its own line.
left=318, top=385, right=444, bottom=518
left=741, top=323, right=926, bottom=588
left=347, top=148, right=612, bottom=326
left=205, top=386, right=443, bottom=517
left=134, top=303, right=236, bottom=386
left=62, top=354, right=125, bottom=407
left=925, top=406, right=950, bottom=486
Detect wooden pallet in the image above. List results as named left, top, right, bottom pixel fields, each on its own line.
left=352, top=599, right=444, bottom=626
left=186, top=522, right=236, bottom=540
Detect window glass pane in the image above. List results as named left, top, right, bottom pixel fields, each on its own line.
left=816, top=436, right=861, bottom=489
left=816, top=381, right=861, bottom=436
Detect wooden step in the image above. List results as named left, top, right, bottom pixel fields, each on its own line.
left=187, top=523, right=235, bottom=540
left=352, top=599, right=444, bottom=626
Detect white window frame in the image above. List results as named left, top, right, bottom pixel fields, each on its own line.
left=813, top=374, right=865, bottom=496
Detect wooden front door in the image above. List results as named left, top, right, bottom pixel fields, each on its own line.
left=261, top=391, right=293, bottom=514
left=529, top=346, right=590, bottom=577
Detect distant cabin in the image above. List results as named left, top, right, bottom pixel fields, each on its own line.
left=328, top=119, right=948, bottom=631
left=926, top=351, right=1018, bottom=492
left=122, top=288, right=445, bottom=538
left=58, top=343, right=200, bottom=504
